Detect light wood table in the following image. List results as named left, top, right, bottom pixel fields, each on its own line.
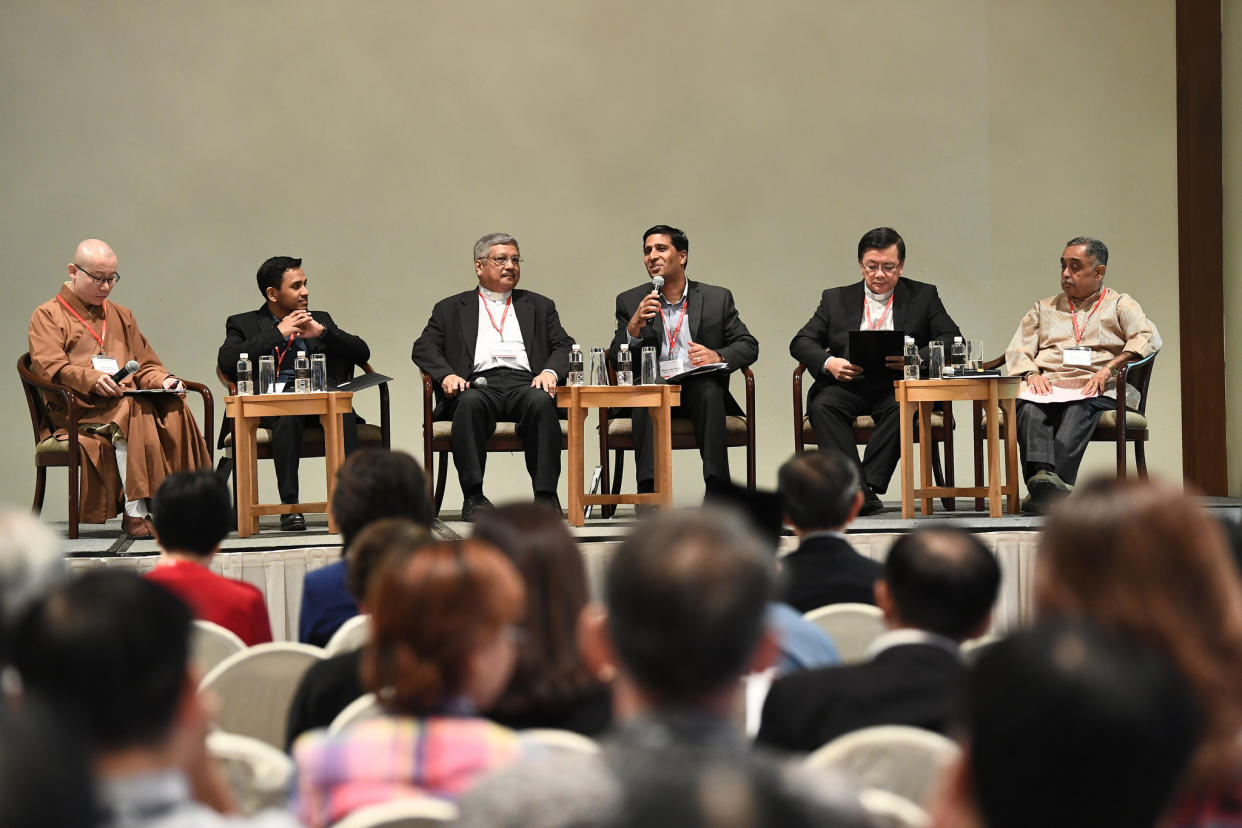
left=896, top=377, right=1021, bottom=518
left=558, top=384, right=681, bottom=527
left=225, top=391, right=354, bottom=538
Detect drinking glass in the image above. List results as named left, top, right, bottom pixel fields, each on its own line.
left=968, top=340, right=984, bottom=371
left=640, top=346, right=659, bottom=385
left=928, top=342, right=945, bottom=379
left=258, top=355, right=276, bottom=394
left=588, top=347, right=608, bottom=386
left=310, top=353, right=328, bottom=392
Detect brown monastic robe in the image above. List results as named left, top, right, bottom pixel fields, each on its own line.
left=28, top=283, right=211, bottom=523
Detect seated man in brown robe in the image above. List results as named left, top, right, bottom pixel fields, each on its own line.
left=27, top=239, right=210, bottom=538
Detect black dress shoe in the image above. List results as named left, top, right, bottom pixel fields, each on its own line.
left=534, top=491, right=562, bottom=515
left=858, top=484, right=885, bottom=517
left=281, top=513, right=307, bottom=532
left=462, top=494, right=494, bottom=522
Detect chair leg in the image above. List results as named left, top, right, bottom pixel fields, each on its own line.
left=973, top=402, right=985, bottom=512
left=32, top=467, right=46, bottom=515
left=942, top=416, right=955, bottom=511
left=68, top=460, right=80, bottom=541
left=1135, top=441, right=1148, bottom=479
left=434, top=452, right=449, bottom=517
left=606, top=450, right=625, bottom=519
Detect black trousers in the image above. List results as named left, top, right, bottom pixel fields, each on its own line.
left=261, top=410, right=360, bottom=504
left=632, top=375, right=730, bottom=487
left=440, top=367, right=561, bottom=494
left=1015, top=396, right=1112, bottom=484
left=806, top=375, right=901, bottom=494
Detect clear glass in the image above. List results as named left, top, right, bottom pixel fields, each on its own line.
left=616, top=346, right=633, bottom=386
left=968, top=339, right=984, bottom=371
left=310, top=353, right=327, bottom=392
left=928, top=342, right=945, bottom=379
left=294, top=351, right=311, bottom=393
left=903, top=338, right=920, bottom=381
left=236, top=353, right=253, bottom=395
left=640, top=346, right=659, bottom=385
left=951, top=337, right=967, bottom=373
left=588, top=347, right=608, bottom=386
left=258, top=355, right=276, bottom=394
left=568, top=347, right=584, bottom=387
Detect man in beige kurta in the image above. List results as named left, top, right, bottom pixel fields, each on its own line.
left=1004, top=236, right=1160, bottom=513
left=27, top=239, right=210, bottom=536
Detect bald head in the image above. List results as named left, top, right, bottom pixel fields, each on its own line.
left=67, top=239, right=118, bottom=305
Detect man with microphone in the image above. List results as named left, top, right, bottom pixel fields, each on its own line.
left=611, top=225, right=758, bottom=499
left=412, top=233, right=574, bottom=520
left=27, top=239, right=211, bottom=538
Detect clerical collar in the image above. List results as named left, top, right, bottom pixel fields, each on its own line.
left=478, top=286, right=512, bottom=302
left=864, top=285, right=895, bottom=303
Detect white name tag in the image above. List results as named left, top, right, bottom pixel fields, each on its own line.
left=92, top=355, right=120, bottom=374
left=659, top=358, right=687, bottom=380
left=1062, top=346, right=1093, bottom=367
left=491, top=341, right=522, bottom=359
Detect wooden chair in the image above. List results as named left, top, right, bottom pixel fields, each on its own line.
left=420, top=371, right=569, bottom=517
left=18, top=352, right=214, bottom=539
left=792, top=363, right=954, bottom=508
left=970, top=352, right=1156, bottom=509
left=598, top=363, right=757, bottom=517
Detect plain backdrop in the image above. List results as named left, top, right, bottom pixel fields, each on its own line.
left=2, top=1, right=1235, bottom=522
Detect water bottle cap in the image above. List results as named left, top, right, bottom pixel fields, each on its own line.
left=905, top=336, right=914, bottom=344
left=298, top=350, right=306, bottom=356
left=572, top=344, right=581, bottom=351
left=954, top=336, right=963, bottom=342
left=620, top=344, right=629, bottom=351
left=240, top=353, right=248, bottom=359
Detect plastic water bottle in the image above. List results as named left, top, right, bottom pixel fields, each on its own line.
left=903, top=337, right=920, bottom=381
left=951, top=336, right=967, bottom=374
left=616, top=344, right=633, bottom=386
left=294, top=351, right=311, bottom=393
left=568, top=344, right=584, bottom=386
left=236, top=352, right=254, bottom=395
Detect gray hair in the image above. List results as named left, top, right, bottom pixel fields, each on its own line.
left=1066, top=236, right=1109, bottom=267
left=0, top=508, right=64, bottom=626
left=473, top=233, right=519, bottom=262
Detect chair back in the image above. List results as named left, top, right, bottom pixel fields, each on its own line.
left=1119, top=351, right=1157, bottom=415
left=17, top=353, right=56, bottom=443
left=328, top=797, right=458, bottom=828
left=805, top=725, right=959, bottom=806
left=324, top=613, right=370, bottom=656
left=200, top=642, right=325, bottom=748
left=859, top=788, right=931, bottom=828
left=519, top=728, right=600, bottom=754
left=191, top=620, right=247, bottom=673
left=328, top=693, right=384, bottom=735
left=802, top=603, right=886, bottom=663
left=206, top=730, right=295, bottom=815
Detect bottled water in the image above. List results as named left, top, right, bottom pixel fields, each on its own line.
left=568, top=344, right=584, bottom=387
left=616, top=344, right=633, bottom=386
left=294, top=351, right=311, bottom=393
left=951, top=336, right=967, bottom=374
left=236, top=352, right=254, bottom=395
left=903, top=337, right=920, bottom=381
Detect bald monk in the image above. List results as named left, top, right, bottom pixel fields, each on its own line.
left=28, top=239, right=210, bottom=537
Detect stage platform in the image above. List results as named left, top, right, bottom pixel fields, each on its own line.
left=56, top=497, right=1240, bottom=643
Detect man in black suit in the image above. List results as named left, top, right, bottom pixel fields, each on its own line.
left=610, top=225, right=758, bottom=495
left=412, top=233, right=573, bottom=520
left=791, top=227, right=961, bottom=514
left=218, top=256, right=370, bottom=531
left=755, top=528, right=999, bottom=753
left=777, top=450, right=880, bottom=613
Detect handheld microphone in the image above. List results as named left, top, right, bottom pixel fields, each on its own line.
left=471, top=375, right=489, bottom=390
left=111, top=360, right=140, bottom=383
left=651, top=275, right=665, bottom=293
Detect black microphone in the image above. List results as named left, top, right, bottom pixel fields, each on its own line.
left=111, top=360, right=140, bottom=383
left=470, top=375, right=489, bottom=390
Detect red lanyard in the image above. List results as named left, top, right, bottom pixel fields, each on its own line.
left=478, top=291, right=513, bottom=341
left=1070, top=288, right=1108, bottom=343
left=864, top=292, right=895, bottom=331
left=274, top=333, right=296, bottom=371
left=57, top=294, right=107, bottom=352
left=665, top=299, right=689, bottom=353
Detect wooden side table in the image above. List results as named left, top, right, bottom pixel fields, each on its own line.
left=225, top=391, right=354, bottom=538
left=896, top=377, right=1020, bottom=518
left=558, top=384, right=681, bottom=527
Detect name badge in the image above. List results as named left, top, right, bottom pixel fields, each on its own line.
left=491, top=341, right=522, bottom=359
left=659, top=358, right=686, bottom=380
left=1063, top=346, right=1093, bottom=367
left=92, top=355, right=120, bottom=374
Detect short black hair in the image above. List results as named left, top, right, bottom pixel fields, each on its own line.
left=12, top=569, right=193, bottom=752
left=643, top=225, right=689, bottom=256
left=883, top=529, right=999, bottom=640
left=1065, top=236, right=1109, bottom=267
left=857, top=227, right=905, bottom=262
left=331, top=449, right=432, bottom=552
left=778, top=450, right=860, bottom=531
left=152, top=471, right=232, bottom=557
left=256, top=255, right=302, bottom=297
left=606, top=508, right=774, bottom=701
left=966, top=619, right=1199, bottom=828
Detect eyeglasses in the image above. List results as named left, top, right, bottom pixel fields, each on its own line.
left=484, top=256, right=522, bottom=267
left=861, top=262, right=900, bottom=275
left=74, top=265, right=121, bottom=286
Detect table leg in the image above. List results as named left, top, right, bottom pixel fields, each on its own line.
left=234, top=415, right=257, bottom=538
left=919, top=401, right=933, bottom=515
left=321, top=401, right=344, bottom=534
left=1003, top=398, right=1019, bottom=514
left=652, top=389, right=673, bottom=510
left=986, top=382, right=1001, bottom=518
left=899, top=394, right=914, bottom=519
left=566, top=393, right=586, bottom=528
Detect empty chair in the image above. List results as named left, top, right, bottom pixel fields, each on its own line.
left=201, top=641, right=325, bottom=748
left=327, top=693, right=383, bottom=735
left=323, top=613, right=370, bottom=657
left=191, top=619, right=247, bottom=674
left=805, top=725, right=959, bottom=806
left=206, top=730, right=295, bottom=815
left=802, top=602, right=886, bottom=663
left=328, top=797, right=457, bottom=828
left=519, top=728, right=600, bottom=754
left=859, top=788, right=930, bottom=828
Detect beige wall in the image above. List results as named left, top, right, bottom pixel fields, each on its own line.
left=1226, top=2, right=1242, bottom=496
left=0, top=0, right=1184, bottom=520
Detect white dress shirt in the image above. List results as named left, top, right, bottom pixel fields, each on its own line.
left=473, top=287, right=533, bottom=374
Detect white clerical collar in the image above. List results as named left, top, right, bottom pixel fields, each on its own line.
left=478, top=286, right=512, bottom=302
left=864, top=285, right=895, bottom=303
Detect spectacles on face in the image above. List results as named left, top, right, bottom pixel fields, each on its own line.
left=74, top=265, right=121, bottom=286
left=484, top=256, right=522, bottom=267
left=861, top=262, right=900, bottom=275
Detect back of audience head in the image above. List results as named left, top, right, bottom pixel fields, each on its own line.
left=0, top=508, right=63, bottom=668
left=703, top=481, right=784, bottom=552
left=361, top=537, right=524, bottom=716
left=0, top=701, right=97, bottom=828
left=880, top=528, right=999, bottom=641
left=599, top=507, right=776, bottom=705
left=13, top=569, right=194, bottom=754
left=331, top=449, right=432, bottom=552
left=152, top=470, right=232, bottom=557
left=1036, top=476, right=1242, bottom=786
left=345, top=518, right=431, bottom=607
left=778, top=450, right=862, bottom=532
left=471, top=502, right=597, bottom=715
left=937, top=619, right=1199, bottom=828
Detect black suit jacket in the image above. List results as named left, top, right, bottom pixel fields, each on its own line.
left=781, top=534, right=882, bottom=614
left=756, top=642, right=964, bottom=753
left=411, top=288, right=574, bottom=418
left=789, top=278, right=960, bottom=404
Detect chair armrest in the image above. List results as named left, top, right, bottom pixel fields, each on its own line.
left=983, top=355, right=1006, bottom=370
left=182, top=381, right=215, bottom=465
left=362, top=363, right=392, bottom=449
left=792, top=363, right=806, bottom=452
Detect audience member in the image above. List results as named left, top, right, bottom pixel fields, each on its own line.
left=299, top=448, right=432, bottom=647
left=1034, top=478, right=1242, bottom=827
left=0, top=508, right=63, bottom=675
left=145, top=471, right=272, bottom=646
left=929, top=619, right=1200, bottom=828
left=457, top=508, right=867, bottom=828
left=756, top=528, right=999, bottom=752
left=11, top=569, right=299, bottom=826
left=472, top=503, right=611, bottom=735
left=777, top=450, right=880, bottom=612
left=0, top=701, right=97, bottom=828
left=292, top=537, right=528, bottom=826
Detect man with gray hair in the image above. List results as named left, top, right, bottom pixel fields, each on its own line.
left=1004, top=237, right=1160, bottom=513
left=0, top=508, right=63, bottom=681
left=412, top=233, right=574, bottom=520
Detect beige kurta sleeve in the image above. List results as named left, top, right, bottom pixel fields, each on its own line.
left=1004, top=304, right=1042, bottom=378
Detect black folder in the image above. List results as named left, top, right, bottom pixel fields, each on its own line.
left=848, top=330, right=905, bottom=375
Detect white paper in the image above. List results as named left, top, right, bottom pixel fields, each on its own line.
left=1019, top=384, right=1098, bottom=404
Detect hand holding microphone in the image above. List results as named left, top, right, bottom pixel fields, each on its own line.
left=627, top=275, right=665, bottom=338
left=95, top=360, right=140, bottom=397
